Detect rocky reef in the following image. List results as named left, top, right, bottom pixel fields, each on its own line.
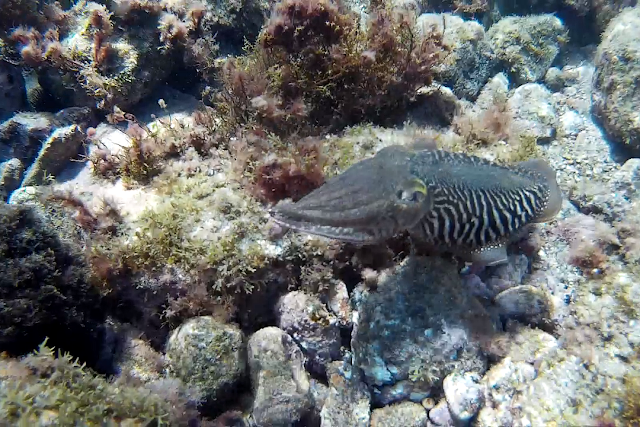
left=1, top=0, right=640, bottom=425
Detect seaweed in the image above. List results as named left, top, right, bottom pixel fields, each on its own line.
left=214, top=0, right=445, bottom=137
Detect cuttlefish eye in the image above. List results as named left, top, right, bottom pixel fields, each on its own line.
left=396, top=178, right=428, bottom=204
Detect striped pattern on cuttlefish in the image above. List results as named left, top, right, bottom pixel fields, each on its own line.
left=269, top=143, right=562, bottom=267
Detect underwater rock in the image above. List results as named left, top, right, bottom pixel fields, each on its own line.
left=484, top=326, right=559, bottom=364
left=35, top=1, right=171, bottom=110
left=557, top=110, right=585, bottom=138
left=487, top=15, right=567, bottom=86
left=592, top=0, right=640, bottom=35
left=592, top=6, right=640, bottom=153
left=0, top=62, right=25, bottom=121
left=118, top=336, right=164, bottom=384
left=507, top=83, right=558, bottom=143
left=0, top=158, right=24, bottom=200
left=413, top=83, right=459, bottom=126
left=429, top=399, right=454, bottom=426
left=248, top=327, right=313, bottom=426
left=165, top=316, right=247, bottom=405
left=494, top=285, right=554, bottom=328
left=417, top=13, right=497, bottom=100
left=611, top=158, right=640, bottom=201
left=277, top=291, right=342, bottom=377
left=309, top=378, right=330, bottom=423
left=475, top=357, right=537, bottom=427
left=0, top=112, right=54, bottom=166
left=198, top=0, right=270, bottom=56
left=370, top=401, right=429, bottom=427
left=0, top=203, right=104, bottom=363
left=351, top=256, right=492, bottom=406
left=474, top=72, right=509, bottom=112
left=53, top=106, right=96, bottom=129
left=320, top=360, right=371, bottom=427
left=21, top=124, right=85, bottom=186
left=544, top=67, right=565, bottom=92
left=480, top=253, right=530, bottom=297
left=327, top=280, right=352, bottom=328
left=442, top=371, right=484, bottom=422
left=509, top=351, right=627, bottom=425
left=567, top=157, right=640, bottom=222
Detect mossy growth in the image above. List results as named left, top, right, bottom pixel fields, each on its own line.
left=497, top=134, right=543, bottom=163
left=0, top=341, right=191, bottom=425
left=91, top=106, right=223, bottom=186
left=165, top=317, right=247, bottom=405
left=230, top=124, right=379, bottom=203
left=93, top=171, right=280, bottom=296
left=623, top=365, right=640, bottom=426
left=0, top=202, right=104, bottom=363
left=214, top=0, right=444, bottom=138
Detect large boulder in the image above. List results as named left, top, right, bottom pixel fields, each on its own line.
left=592, top=6, right=640, bottom=153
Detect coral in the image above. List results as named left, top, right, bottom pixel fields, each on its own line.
left=0, top=203, right=104, bottom=363
left=0, top=342, right=197, bottom=425
left=214, top=0, right=444, bottom=137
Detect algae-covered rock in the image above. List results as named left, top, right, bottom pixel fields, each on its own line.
left=39, top=1, right=171, bottom=110
left=21, top=124, right=85, bottom=186
left=592, top=6, right=640, bottom=152
left=0, top=158, right=24, bottom=200
left=494, top=285, right=554, bottom=328
left=429, top=399, right=454, bottom=426
left=277, top=290, right=341, bottom=377
left=0, top=203, right=104, bottom=362
left=592, top=0, right=640, bottom=35
left=199, top=0, right=270, bottom=55
left=248, top=326, right=313, bottom=426
left=165, top=316, right=247, bottom=404
left=475, top=357, right=537, bottom=426
left=417, top=13, right=497, bottom=100
left=370, top=401, right=428, bottom=427
left=320, top=360, right=371, bottom=427
left=0, top=62, right=25, bottom=121
left=351, top=256, right=493, bottom=406
left=442, top=371, right=484, bottom=422
left=488, top=14, right=567, bottom=85
left=506, top=83, right=557, bottom=143
left=0, top=112, right=54, bottom=166
left=0, top=343, right=195, bottom=426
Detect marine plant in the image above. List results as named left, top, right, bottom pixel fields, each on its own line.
left=0, top=341, right=197, bottom=425
left=89, top=105, right=223, bottom=185
left=0, top=202, right=104, bottom=364
left=1, top=1, right=212, bottom=111
left=215, top=0, right=444, bottom=138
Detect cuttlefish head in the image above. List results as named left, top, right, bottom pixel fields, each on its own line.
left=269, top=145, right=434, bottom=244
